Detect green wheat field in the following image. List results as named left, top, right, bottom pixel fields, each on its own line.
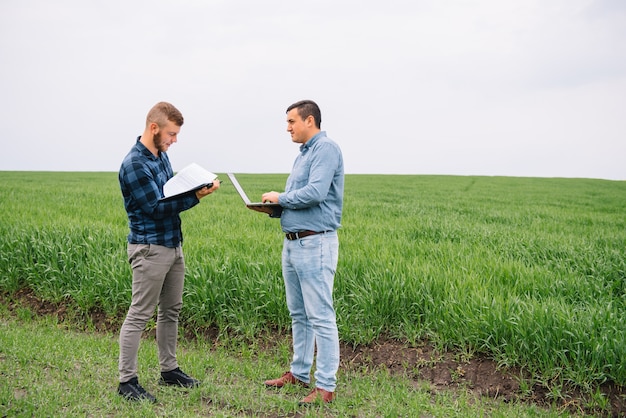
left=1, top=171, right=624, bottom=416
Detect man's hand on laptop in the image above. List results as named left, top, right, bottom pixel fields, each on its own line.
left=261, top=191, right=279, bottom=204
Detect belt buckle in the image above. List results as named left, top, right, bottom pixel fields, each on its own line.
left=286, top=231, right=315, bottom=240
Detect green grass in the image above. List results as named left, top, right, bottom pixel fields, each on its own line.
left=0, top=171, right=625, bottom=399
left=0, top=311, right=579, bottom=417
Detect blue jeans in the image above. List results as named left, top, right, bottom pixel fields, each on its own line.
left=282, top=231, right=340, bottom=392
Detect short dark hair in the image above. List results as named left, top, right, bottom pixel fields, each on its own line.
left=146, top=102, right=184, bottom=128
left=287, top=100, right=321, bottom=129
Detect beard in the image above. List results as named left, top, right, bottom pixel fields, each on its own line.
left=153, top=130, right=168, bottom=153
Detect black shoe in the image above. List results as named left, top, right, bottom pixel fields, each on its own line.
left=118, top=377, right=157, bottom=402
left=159, top=367, right=200, bottom=388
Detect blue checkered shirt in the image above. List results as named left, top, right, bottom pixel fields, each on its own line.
left=119, top=137, right=199, bottom=247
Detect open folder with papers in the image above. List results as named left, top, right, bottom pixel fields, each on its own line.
left=160, top=163, right=217, bottom=201
left=227, top=173, right=282, bottom=218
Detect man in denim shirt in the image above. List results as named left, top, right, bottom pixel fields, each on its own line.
left=117, top=102, right=220, bottom=402
left=262, top=100, right=344, bottom=405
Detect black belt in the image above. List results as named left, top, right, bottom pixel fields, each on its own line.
left=285, top=230, right=323, bottom=240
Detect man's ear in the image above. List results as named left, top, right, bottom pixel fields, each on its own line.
left=149, top=122, right=159, bottom=134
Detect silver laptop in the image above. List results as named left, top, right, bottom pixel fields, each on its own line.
left=227, top=173, right=282, bottom=218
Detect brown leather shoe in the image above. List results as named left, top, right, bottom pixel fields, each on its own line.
left=264, top=371, right=309, bottom=388
left=299, top=387, right=335, bottom=405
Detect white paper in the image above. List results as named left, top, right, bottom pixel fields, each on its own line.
left=162, top=163, right=217, bottom=200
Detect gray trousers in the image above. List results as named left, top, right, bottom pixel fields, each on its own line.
left=118, top=244, right=185, bottom=383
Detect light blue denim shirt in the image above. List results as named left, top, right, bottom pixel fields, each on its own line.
left=278, top=131, right=344, bottom=233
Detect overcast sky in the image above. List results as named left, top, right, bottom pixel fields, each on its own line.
left=1, top=0, right=625, bottom=180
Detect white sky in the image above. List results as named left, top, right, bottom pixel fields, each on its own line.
left=1, top=0, right=625, bottom=180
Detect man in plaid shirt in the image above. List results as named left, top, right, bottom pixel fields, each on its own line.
left=117, top=102, right=219, bottom=402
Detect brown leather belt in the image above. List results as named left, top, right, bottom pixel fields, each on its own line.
left=285, top=230, right=322, bottom=240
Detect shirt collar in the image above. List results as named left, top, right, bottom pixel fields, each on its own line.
left=136, top=136, right=160, bottom=160
left=299, top=131, right=326, bottom=153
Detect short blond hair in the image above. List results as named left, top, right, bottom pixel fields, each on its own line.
left=146, top=102, right=184, bottom=128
